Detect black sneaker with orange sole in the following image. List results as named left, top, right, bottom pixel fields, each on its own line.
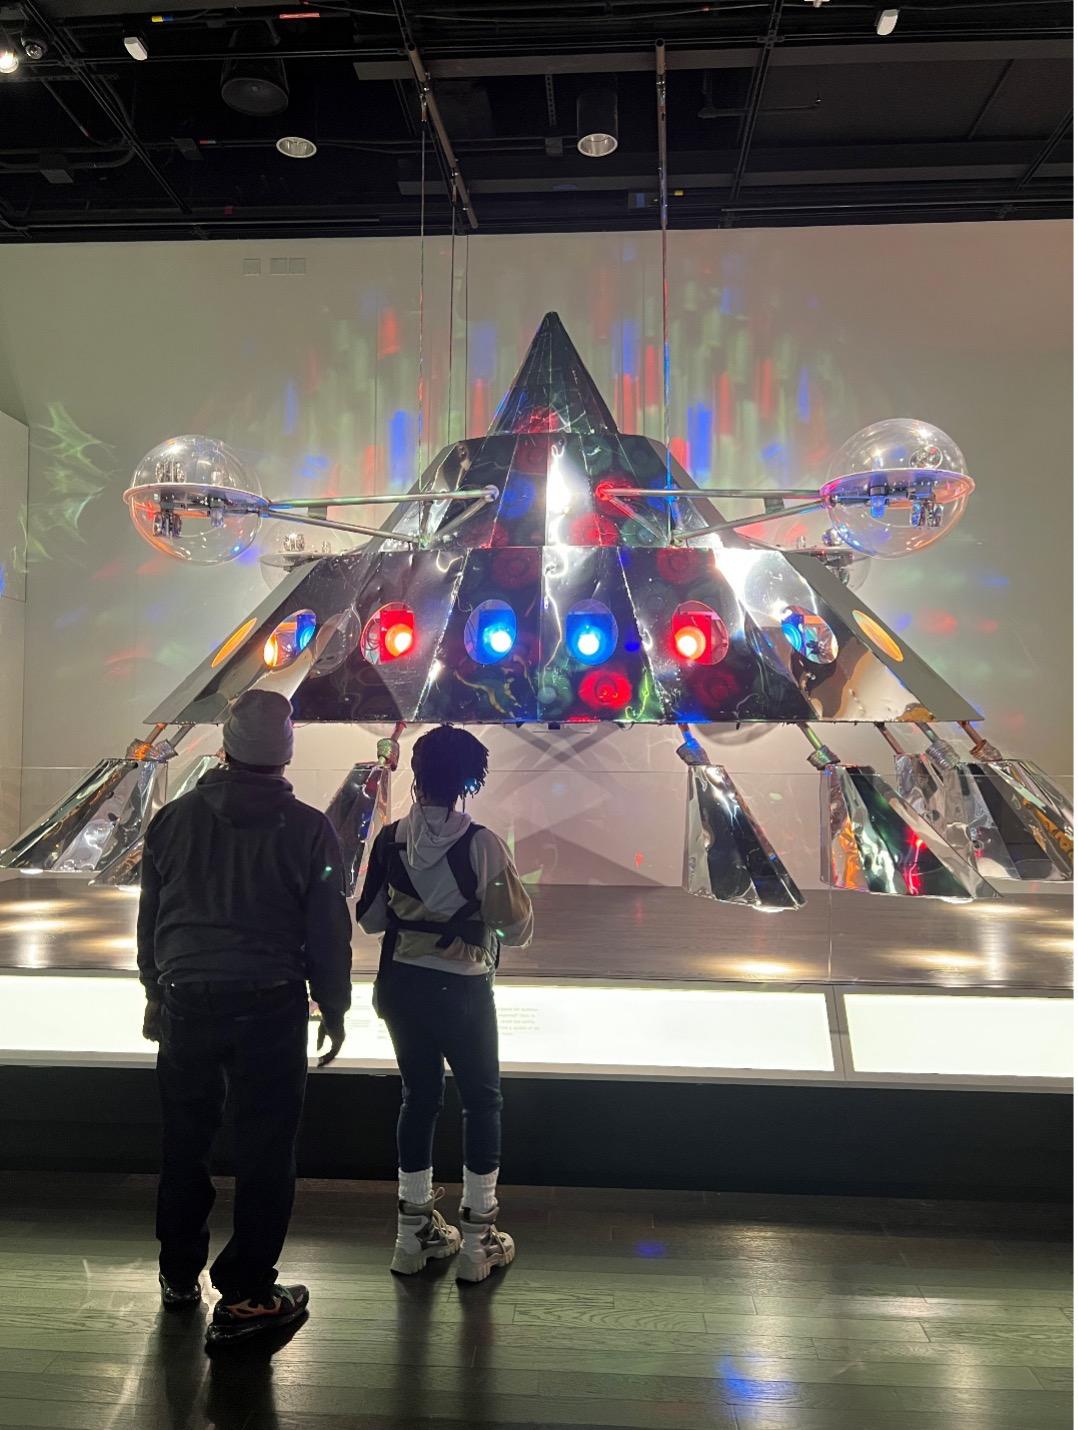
left=205, top=1283, right=310, bottom=1346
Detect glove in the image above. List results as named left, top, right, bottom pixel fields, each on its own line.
left=142, top=999, right=163, bottom=1043
left=316, top=1009, right=346, bottom=1068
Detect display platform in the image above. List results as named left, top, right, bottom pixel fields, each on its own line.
left=0, top=873, right=1070, bottom=1093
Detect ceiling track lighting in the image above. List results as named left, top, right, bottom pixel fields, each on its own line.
left=22, top=36, right=46, bottom=61
left=576, top=85, right=618, bottom=159
left=876, top=7, right=899, bottom=34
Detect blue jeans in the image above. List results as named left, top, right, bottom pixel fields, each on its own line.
left=378, top=960, right=503, bottom=1175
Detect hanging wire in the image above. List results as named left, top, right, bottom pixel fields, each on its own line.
left=446, top=196, right=457, bottom=447
left=418, top=94, right=429, bottom=484
left=656, top=42, right=672, bottom=493
left=463, top=230, right=470, bottom=436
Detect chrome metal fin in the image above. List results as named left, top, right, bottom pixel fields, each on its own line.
left=0, top=758, right=166, bottom=875
left=684, top=764, right=805, bottom=912
left=821, top=763, right=997, bottom=900
left=324, top=762, right=391, bottom=896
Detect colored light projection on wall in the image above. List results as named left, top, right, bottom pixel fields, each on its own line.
left=12, top=230, right=1060, bottom=769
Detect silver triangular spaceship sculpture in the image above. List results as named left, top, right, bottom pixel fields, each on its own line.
left=684, top=764, right=805, bottom=912
left=821, top=763, right=998, bottom=900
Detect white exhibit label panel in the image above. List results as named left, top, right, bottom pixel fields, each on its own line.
left=844, top=993, right=1073, bottom=1080
left=0, top=976, right=835, bottom=1078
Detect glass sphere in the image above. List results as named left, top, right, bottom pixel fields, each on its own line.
left=125, top=435, right=264, bottom=564
left=821, top=419, right=974, bottom=558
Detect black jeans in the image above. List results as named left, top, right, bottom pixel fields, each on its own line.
left=155, top=981, right=309, bottom=1301
left=379, top=961, right=502, bottom=1175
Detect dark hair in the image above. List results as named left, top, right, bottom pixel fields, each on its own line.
left=411, top=725, right=489, bottom=807
left=225, top=754, right=286, bottom=777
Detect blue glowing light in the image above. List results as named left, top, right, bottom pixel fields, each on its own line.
left=295, top=610, right=317, bottom=652
left=465, top=599, right=518, bottom=665
left=566, top=603, right=618, bottom=665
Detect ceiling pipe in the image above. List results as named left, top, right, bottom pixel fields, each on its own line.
left=404, top=42, right=478, bottom=229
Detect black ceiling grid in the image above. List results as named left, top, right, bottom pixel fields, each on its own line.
left=0, top=0, right=1070, bottom=241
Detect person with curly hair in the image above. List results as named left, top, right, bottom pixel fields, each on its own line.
left=357, top=724, right=533, bottom=1282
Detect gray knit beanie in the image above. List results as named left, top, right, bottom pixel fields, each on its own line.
left=223, top=690, right=294, bottom=767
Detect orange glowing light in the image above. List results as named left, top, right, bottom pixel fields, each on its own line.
left=384, top=623, right=414, bottom=658
left=674, top=625, right=708, bottom=661
left=263, top=634, right=280, bottom=668
left=212, top=617, right=258, bottom=669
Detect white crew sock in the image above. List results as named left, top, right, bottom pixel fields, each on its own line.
left=462, top=1166, right=500, bottom=1215
left=398, top=1167, right=433, bottom=1208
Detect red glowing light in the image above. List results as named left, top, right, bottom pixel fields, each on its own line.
left=519, top=406, right=562, bottom=434
left=384, top=622, right=414, bottom=658
left=903, top=834, right=926, bottom=895
left=568, top=513, right=619, bottom=547
left=578, top=669, right=632, bottom=710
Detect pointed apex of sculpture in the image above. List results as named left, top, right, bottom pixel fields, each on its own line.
left=488, top=312, right=619, bottom=437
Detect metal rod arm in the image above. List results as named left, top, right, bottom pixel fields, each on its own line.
left=430, top=495, right=491, bottom=544
left=605, top=486, right=820, bottom=500
left=262, top=508, right=419, bottom=544
left=674, top=499, right=823, bottom=543
left=267, top=488, right=496, bottom=510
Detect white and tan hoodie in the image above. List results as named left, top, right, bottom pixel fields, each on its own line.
left=357, top=804, right=534, bottom=975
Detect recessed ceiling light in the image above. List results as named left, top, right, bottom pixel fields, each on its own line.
left=124, top=34, right=149, bottom=61
left=0, top=48, right=19, bottom=74
left=276, top=135, right=317, bottom=159
left=576, top=87, right=618, bottom=159
left=876, top=8, right=899, bottom=34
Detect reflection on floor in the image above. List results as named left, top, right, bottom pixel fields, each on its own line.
left=0, top=1173, right=1070, bottom=1430
left=0, top=874, right=1071, bottom=989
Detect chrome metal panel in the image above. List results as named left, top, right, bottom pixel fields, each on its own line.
left=419, top=548, right=541, bottom=723
left=287, top=549, right=466, bottom=723
left=784, top=551, right=981, bottom=723
left=821, top=763, right=997, bottom=900
left=538, top=545, right=663, bottom=722
left=323, top=762, right=391, bottom=897
left=622, top=546, right=813, bottom=723
left=685, top=765, right=805, bottom=912
left=0, top=758, right=166, bottom=875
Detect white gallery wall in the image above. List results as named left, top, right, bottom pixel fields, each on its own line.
left=0, top=409, right=28, bottom=845
left=0, top=221, right=1070, bottom=886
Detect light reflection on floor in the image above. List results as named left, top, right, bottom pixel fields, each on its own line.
left=0, top=873, right=1070, bottom=990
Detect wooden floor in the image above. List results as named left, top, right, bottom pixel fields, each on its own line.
left=0, top=1175, right=1070, bottom=1429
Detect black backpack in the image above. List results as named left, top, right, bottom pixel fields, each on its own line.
left=374, top=820, right=500, bottom=991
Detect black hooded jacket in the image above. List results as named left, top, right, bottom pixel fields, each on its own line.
left=136, top=766, right=352, bottom=1015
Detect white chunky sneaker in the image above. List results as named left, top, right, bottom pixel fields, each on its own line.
left=457, top=1203, right=516, bottom=1283
left=390, top=1188, right=462, bottom=1275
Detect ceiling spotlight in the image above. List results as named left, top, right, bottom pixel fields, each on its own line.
left=221, top=22, right=289, bottom=117
left=876, top=7, right=899, bottom=34
left=576, top=86, right=618, bottom=158
left=124, top=34, right=149, bottom=61
left=276, top=135, right=316, bottom=158
left=0, top=48, right=19, bottom=74
left=21, top=36, right=46, bottom=61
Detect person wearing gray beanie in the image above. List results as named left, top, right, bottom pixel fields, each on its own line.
left=136, top=685, right=352, bottom=1346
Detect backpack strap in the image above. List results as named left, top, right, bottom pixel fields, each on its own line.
left=381, top=821, right=497, bottom=960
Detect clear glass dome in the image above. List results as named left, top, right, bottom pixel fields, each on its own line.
left=259, top=523, right=354, bottom=589
left=125, top=435, right=265, bottom=564
left=821, top=419, right=973, bottom=558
